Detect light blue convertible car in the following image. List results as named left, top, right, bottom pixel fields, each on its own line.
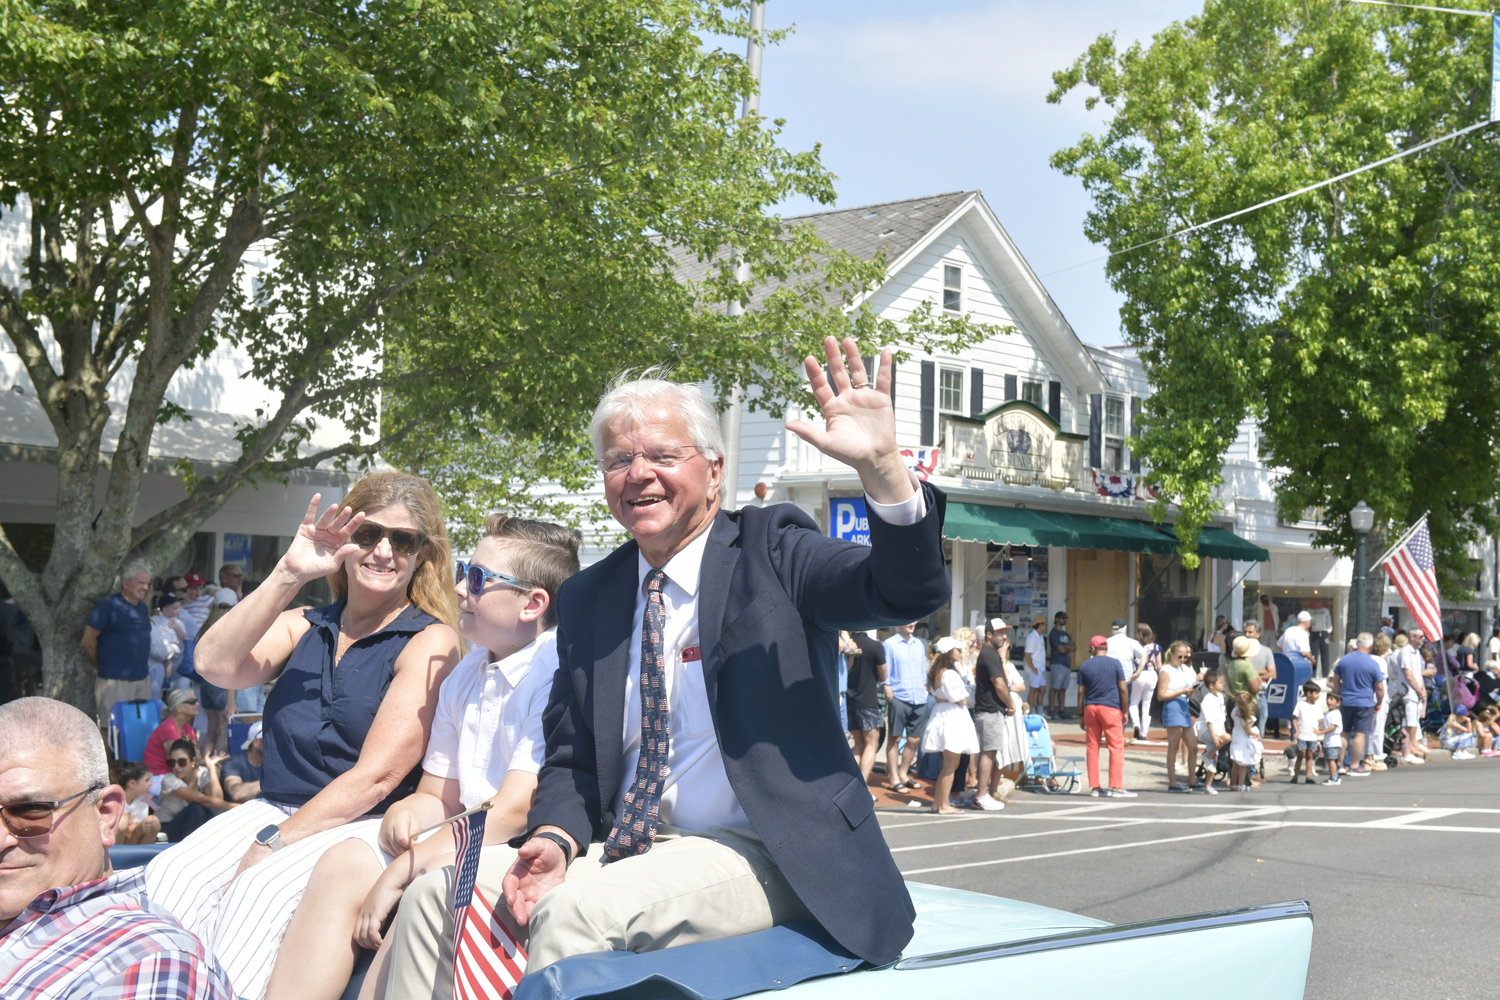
left=111, top=847, right=1312, bottom=999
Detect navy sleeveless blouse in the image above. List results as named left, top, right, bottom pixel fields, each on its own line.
left=260, top=600, right=439, bottom=811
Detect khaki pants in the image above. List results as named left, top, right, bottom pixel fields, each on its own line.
left=96, top=677, right=152, bottom=724
left=381, top=844, right=527, bottom=1000
left=526, top=825, right=811, bottom=972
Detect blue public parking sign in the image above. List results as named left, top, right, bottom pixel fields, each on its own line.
left=829, top=497, right=871, bottom=546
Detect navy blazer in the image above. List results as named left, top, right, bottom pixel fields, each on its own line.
left=527, top=482, right=949, bottom=966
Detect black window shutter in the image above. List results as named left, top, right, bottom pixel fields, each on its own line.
left=969, top=367, right=984, bottom=417
left=920, top=360, right=936, bottom=447
left=1004, top=374, right=1017, bottom=401
left=1088, top=393, right=1103, bottom=468
left=1129, top=396, right=1142, bottom=473
left=888, top=359, right=897, bottom=403
left=1048, top=380, right=1061, bottom=422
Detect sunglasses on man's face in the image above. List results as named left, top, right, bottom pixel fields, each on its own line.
left=455, top=561, right=537, bottom=597
left=1, top=784, right=106, bottom=839
left=350, top=521, right=427, bottom=557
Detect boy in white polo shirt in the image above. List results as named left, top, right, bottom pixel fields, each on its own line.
left=263, top=515, right=580, bottom=1000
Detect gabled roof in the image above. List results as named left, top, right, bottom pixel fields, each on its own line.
left=672, top=191, right=973, bottom=311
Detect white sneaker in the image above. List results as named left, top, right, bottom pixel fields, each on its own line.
left=974, top=795, right=1005, bottom=811
left=1454, top=750, right=1476, bottom=760
left=1107, top=788, right=1138, bottom=798
left=1401, top=755, right=1424, bottom=765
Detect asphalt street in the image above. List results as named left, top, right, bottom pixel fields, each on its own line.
left=877, top=756, right=1498, bottom=1000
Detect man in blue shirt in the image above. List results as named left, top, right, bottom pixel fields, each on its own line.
left=1330, top=632, right=1387, bottom=777
left=1046, top=612, right=1074, bottom=720
left=882, top=623, right=928, bottom=791
left=81, top=563, right=153, bottom=724
left=1077, top=636, right=1135, bottom=798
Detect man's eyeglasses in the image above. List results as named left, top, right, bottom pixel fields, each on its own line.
left=2, top=784, right=106, bottom=839
left=350, top=521, right=428, bottom=557
left=455, top=561, right=538, bottom=596
left=599, top=446, right=702, bottom=475
left=169, top=757, right=194, bottom=767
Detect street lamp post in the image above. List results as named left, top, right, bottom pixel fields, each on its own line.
left=1351, top=501, right=1375, bottom=638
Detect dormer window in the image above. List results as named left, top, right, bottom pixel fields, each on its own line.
left=943, top=264, right=962, bottom=312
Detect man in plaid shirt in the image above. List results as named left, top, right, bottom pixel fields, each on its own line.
left=0, top=698, right=231, bottom=999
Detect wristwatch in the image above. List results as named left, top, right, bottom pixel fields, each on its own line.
left=254, top=824, right=286, bottom=852
left=530, top=831, right=573, bottom=865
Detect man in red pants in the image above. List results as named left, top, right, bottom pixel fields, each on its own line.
left=1078, top=636, right=1136, bottom=798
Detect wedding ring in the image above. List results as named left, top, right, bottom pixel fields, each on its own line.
left=851, top=379, right=869, bottom=389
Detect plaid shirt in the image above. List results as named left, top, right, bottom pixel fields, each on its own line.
left=0, top=867, right=232, bottom=999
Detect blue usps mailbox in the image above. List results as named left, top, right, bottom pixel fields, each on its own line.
left=829, top=497, right=871, bottom=546
left=1267, top=652, right=1313, bottom=721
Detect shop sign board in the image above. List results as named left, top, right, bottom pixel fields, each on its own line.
left=829, top=497, right=871, bottom=546
left=943, top=401, right=1087, bottom=490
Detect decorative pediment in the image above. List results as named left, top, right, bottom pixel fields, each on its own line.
left=942, top=401, right=1086, bottom=490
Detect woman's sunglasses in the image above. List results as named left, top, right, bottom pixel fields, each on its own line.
left=169, top=756, right=194, bottom=767
left=351, top=521, right=427, bottom=557
left=2, top=784, right=106, bottom=839
left=455, top=561, right=537, bottom=596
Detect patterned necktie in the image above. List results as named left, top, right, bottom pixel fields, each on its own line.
left=604, top=567, right=670, bottom=861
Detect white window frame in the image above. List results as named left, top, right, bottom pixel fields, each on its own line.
left=942, top=263, right=963, bottom=313
left=938, top=365, right=965, bottom=414
left=1020, top=380, right=1043, bottom=406
left=1104, top=396, right=1126, bottom=471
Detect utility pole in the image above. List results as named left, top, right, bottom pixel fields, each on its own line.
left=719, top=1, right=763, bottom=509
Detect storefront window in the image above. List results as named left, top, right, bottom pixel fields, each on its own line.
left=984, top=545, right=1049, bottom=661
left=1137, top=553, right=1205, bottom=647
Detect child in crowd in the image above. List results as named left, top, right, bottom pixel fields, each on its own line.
left=1318, top=692, right=1344, bottom=784
left=1194, top=669, right=1230, bottom=794
left=1227, top=704, right=1262, bottom=792
left=1474, top=705, right=1500, bottom=757
left=111, top=760, right=162, bottom=845
left=262, top=515, right=581, bottom=1000
left=1442, top=704, right=1478, bottom=760
left=1290, top=681, right=1323, bottom=784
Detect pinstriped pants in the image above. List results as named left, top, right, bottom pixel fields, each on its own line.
left=143, top=799, right=389, bottom=1000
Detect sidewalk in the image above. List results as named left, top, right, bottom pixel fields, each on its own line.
left=867, top=715, right=1430, bottom=810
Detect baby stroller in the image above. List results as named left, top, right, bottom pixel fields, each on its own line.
left=1019, top=713, right=1083, bottom=795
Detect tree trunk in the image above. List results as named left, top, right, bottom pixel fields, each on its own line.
left=39, top=621, right=96, bottom=715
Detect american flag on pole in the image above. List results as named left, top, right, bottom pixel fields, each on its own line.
left=451, top=809, right=526, bottom=1000
left=1381, top=517, right=1442, bottom=640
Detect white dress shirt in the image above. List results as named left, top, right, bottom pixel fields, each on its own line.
left=423, top=630, right=557, bottom=810
left=618, top=485, right=927, bottom=832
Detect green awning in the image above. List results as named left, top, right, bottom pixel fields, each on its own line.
left=1161, top=525, right=1270, bottom=562
left=945, top=502, right=1180, bottom=554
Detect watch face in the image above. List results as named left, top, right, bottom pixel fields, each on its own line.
left=256, top=824, right=280, bottom=845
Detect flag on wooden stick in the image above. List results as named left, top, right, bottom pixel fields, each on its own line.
left=1376, top=516, right=1442, bottom=640
left=451, top=808, right=526, bottom=1000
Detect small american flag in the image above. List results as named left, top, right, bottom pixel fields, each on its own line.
left=451, top=810, right=526, bottom=1000
left=1382, top=517, right=1442, bottom=640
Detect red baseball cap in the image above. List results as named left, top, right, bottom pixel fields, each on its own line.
left=182, top=573, right=205, bottom=587
left=1090, top=635, right=1109, bottom=650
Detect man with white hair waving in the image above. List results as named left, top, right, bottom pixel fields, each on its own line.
left=503, top=338, right=949, bottom=973
left=0, top=697, right=231, bottom=998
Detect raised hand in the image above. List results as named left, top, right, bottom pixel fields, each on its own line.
left=785, top=337, right=915, bottom=505
left=278, top=494, right=367, bottom=584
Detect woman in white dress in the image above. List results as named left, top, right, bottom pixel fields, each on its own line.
left=922, top=637, right=979, bottom=814
left=993, top=633, right=1031, bottom=789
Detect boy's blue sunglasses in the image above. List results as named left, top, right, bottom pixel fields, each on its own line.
left=455, top=561, right=538, bottom=596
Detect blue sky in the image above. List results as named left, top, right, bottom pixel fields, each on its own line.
left=751, top=1, right=1204, bottom=345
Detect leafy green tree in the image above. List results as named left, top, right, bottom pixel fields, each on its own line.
left=1048, top=0, right=1500, bottom=594
left=0, top=0, right=990, bottom=708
